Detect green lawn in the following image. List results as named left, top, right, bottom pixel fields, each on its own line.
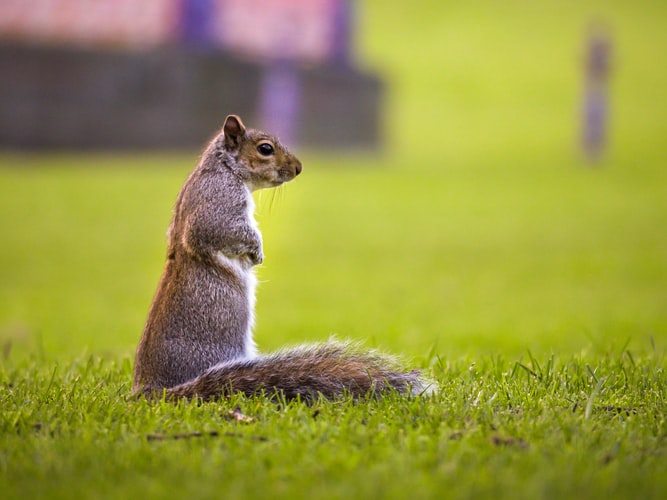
left=1, top=1, right=666, bottom=498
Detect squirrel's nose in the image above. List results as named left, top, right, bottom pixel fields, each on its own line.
left=294, top=162, right=302, bottom=176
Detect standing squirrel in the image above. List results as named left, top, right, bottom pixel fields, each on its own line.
left=133, top=115, right=430, bottom=401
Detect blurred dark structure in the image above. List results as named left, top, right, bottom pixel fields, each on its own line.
left=0, top=0, right=383, bottom=150
left=581, top=20, right=612, bottom=162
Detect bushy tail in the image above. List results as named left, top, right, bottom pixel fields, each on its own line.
left=164, top=341, right=434, bottom=402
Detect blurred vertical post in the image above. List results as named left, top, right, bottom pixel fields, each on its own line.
left=331, top=0, right=353, bottom=65
left=259, top=60, right=301, bottom=149
left=180, top=0, right=215, bottom=47
left=581, top=20, right=612, bottom=163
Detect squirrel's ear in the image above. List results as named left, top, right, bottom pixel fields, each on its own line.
left=223, top=115, right=246, bottom=149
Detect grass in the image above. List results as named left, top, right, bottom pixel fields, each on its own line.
left=1, top=354, right=664, bottom=498
left=1, top=0, right=666, bottom=498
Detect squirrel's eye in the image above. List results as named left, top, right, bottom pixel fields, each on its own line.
left=257, top=143, right=274, bottom=156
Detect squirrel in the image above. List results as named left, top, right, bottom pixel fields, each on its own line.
left=132, top=115, right=430, bottom=402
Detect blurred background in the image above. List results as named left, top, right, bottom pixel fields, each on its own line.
left=0, top=0, right=665, bottom=363
left=0, top=0, right=381, bottom=150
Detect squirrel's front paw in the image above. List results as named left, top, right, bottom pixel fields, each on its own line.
left=249, top=248, right=264, bottom=266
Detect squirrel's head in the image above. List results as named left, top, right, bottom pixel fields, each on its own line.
left=218, top=115, right=302, bottom=191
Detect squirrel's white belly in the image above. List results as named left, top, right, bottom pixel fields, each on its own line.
left=214, top=251, right=258, bottom=360
left=214, top=251, right=252, bottom=277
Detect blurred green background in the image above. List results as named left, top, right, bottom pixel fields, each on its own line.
left=0, top=0, right=665, bottom=364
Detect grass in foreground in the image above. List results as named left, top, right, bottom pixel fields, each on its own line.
left=1, top=352, right=664, bottom=499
